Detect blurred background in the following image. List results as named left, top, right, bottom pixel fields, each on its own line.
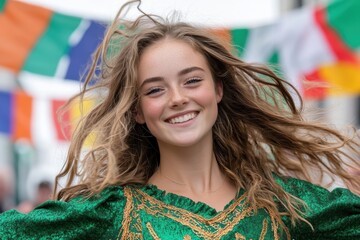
left=1, top=0, right=359, bottom=212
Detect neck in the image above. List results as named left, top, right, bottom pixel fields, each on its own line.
left=149, top=137, right=224, bottom=194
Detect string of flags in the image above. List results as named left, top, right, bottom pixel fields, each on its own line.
left=0, top=0, right=360, bottom=143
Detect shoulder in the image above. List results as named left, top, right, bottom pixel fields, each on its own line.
left=54, top=185, right=130, bottom=217
left=274, top=174, right=330, bottom=200
left=68, top=185, right=127, bottom=205
left=275, top=174, right=360, bottom=239
left=0, top=185, right=129, bottom=239
left=7, top=185, right=128, bottom=219
left=274, top=174, right=360, bottom=205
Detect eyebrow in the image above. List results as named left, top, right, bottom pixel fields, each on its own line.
left=178, top=66, right=204, bottom=76
left=139, top=66, right=205, bottom=89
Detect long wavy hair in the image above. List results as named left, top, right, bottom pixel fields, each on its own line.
left=54, top=0, right=360, bottom=234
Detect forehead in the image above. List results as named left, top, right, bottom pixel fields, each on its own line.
left=137, top=38, right=210, bottom=82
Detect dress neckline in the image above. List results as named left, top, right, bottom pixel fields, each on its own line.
left=137, top=184, right=245, bottom=218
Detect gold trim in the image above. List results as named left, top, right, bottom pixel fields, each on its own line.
left=146, top=222, right=161, bottom=240
left=235, top=233, right=246, bottom=240
left=259, top=219, right=268, bottom=240
left=213, top=207, right=253, bottom=238
left=134, top=188, right=253, bottom=239
left=128, top=233, right=143, bottom=240
left=264, top=206, right=290, bottom=240
left=118, top=187, right=134, bottom=240
left=119, top=187, right=285, bottom=239
left=265, top=207, right=279, bottom=240
left=135, top=188, right=247, bottom=223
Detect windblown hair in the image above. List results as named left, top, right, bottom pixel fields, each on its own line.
left=54, top=0, right=360, bottom=234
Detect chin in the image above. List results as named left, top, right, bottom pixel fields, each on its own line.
left=168, top=135, right=209, bottom=148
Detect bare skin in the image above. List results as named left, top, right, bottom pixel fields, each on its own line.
left=147, top=155, right=238, bottom=212
left=148, top=129, right=238, bottom=211
left=138, top=38, right=238, bottom=211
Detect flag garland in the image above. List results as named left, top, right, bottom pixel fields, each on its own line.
left=0, top=0, right=359, bottom=95
left=0, top=89, right=96, bottom=144
left=0, top=0, right=106, bottom=81
left=0, top=0, right=360, bottom=144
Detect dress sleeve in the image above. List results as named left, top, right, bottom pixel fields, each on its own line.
left=278, top=176, right=360, bottom=239
left=0, top=186, right=126, bottom=240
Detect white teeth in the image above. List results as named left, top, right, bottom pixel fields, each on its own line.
left=168, top=112, right=197, bottom=124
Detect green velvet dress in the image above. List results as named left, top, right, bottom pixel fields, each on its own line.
left=0, top=176, right=359, bottom=239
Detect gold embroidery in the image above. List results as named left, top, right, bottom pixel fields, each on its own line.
left=213, top=207, right=254, bottom=239
left=146, top=222, right=160, bottom=240
left=118, top=187, right=134, bottom=240
left=235, top=219, right=269, bottom=240
left=235, top=233, right=246, bottom=240
left=134, top=188, right=253, bottom=239
left=128, top=232, right=143, bottom=239
left=265, top=207, right=279, bottom=240
left=119, top=186, right=283, bottom=240
left=264, top=206, right=290, bottom=240
left=131, top=205, right=143, bottom=232
left=135, top=188, right=247, bottom=224
left=259, top=219, right=268, bottom=240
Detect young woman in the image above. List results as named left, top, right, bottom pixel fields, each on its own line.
left=1, top=1, right=359, bottom=239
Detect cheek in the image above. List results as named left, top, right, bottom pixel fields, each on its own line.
left=197, top=88, right=219, bottom=107
left=140, top=100, right=164, bottom=122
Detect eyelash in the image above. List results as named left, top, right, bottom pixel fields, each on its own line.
left=143, top=77, right=202, bottom=96
left=145, top=87, right=163, bottom=96
left=185, top=77, right=202, bottom=85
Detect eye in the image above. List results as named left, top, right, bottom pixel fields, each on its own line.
left=185, top=77, right=202, bottom=85
left=144, top=87, right=163, bottom=96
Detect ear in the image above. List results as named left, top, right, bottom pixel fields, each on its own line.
left=134, top=108, right=146, bottom=124
left=215, top=80, right=223, bottom=103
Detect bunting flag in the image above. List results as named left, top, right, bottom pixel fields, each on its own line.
left=304, top=1, right=360, bottom=98
left=203, top=1, right=360, bottom=99
left=0, top=89, right=96, bottom=144
left=0, top=91, right=12, bottom=135
left=0, top=0, right=106, bottom=81
left=0, top=90, right=32, bottom=140
left=52, top=99, right=70, bottom=141
left=0, top=0, right=6, bottom=11
left=1, top=0, right=359, bottom=96
left=52, top=97, right=96, bottom=144
left=1, top=0, right=360, bottom=144
left=229, top=1, right=360, bottom=99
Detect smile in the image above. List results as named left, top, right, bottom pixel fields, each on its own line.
left=166, top=112, right=198, bottom=124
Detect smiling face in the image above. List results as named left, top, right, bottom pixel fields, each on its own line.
left=136, top=38, right=223, bottom=149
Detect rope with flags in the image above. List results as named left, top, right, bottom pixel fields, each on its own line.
left=0, top=0, right=359, bottom=144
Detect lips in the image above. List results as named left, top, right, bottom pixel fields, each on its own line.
left=166, top=112, right=199, bottom=124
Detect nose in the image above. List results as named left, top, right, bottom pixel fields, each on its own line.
left=169, top=87, right=188, bottom=108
